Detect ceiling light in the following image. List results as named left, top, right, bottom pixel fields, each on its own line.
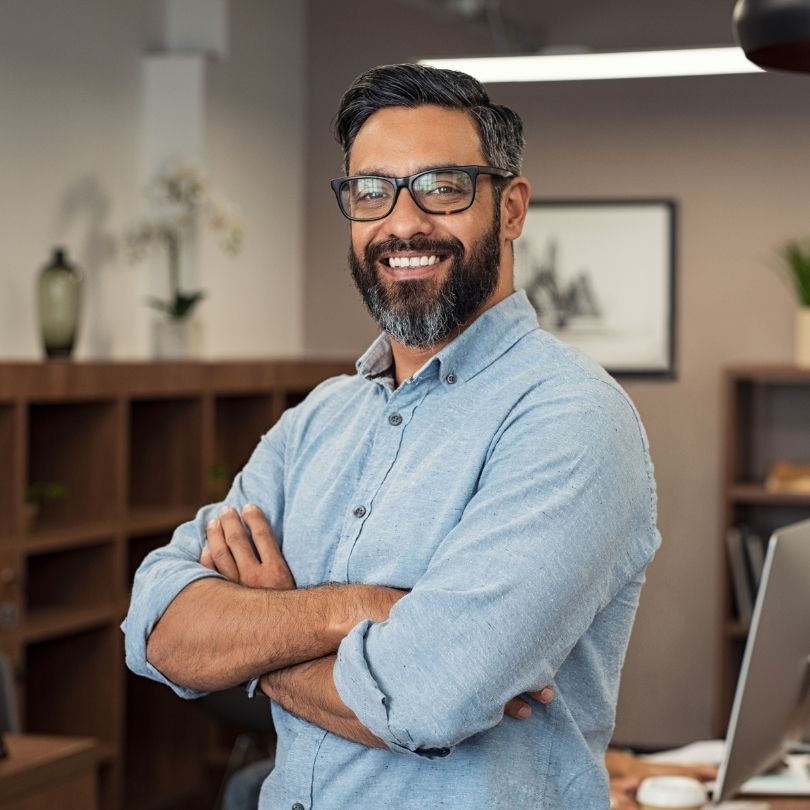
left=418, top=47, right=764, bottom=83
left=734, top=0, right=810, bottom=73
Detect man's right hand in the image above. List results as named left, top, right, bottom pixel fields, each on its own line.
left=504, top=687, right=555, bottom=719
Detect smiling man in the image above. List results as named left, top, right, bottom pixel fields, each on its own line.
left=124, top=64, right=660, bottom=809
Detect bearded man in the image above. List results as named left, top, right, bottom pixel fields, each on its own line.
left=124, top=63, right=660, bottom=809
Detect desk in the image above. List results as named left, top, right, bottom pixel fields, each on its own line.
left=0, top=734, right=98, bottom=810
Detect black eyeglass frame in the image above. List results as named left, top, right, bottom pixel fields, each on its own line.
left=330, top=165, right=515, bottom=222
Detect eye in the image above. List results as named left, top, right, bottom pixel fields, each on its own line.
left=348, top=177, right=392, bottom=206
left=415, top=171, right=472, bottom=202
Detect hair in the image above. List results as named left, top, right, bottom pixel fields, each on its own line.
left=332, top=63, right=525, bottom=179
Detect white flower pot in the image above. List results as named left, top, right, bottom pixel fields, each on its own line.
left=152, top=317, right=204, bottom=359
left=796, top=308, right=810, bottom=369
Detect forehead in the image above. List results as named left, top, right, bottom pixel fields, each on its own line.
left=349, top=105, right=485, bottom=175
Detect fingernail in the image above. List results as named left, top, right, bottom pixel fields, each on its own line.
left=518, top=705, right=531, bottom=718
left=207, top=518, right=218, bottom=529
left=219, top=506, right=234, bottom=517
left=243, top=503, right=257, bottom=512
left=540, top=688, right=553, bottom=703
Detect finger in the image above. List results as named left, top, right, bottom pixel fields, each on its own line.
left=504, top=698, right=532, bottom=719
left=242, top=504, right=284, bottom=565
left=219, top=506, right=260, bottom=572
left=200, top=544, right=215, bottom=570
left=527, top=686, right=554, bottom=704
left=206, top=516, right=239, bottom=580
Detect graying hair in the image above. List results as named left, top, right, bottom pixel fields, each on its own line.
left=332, top=63, right=525, bottom=178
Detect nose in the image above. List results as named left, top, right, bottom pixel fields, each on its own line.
left=384, top=188, right=435, bottom=240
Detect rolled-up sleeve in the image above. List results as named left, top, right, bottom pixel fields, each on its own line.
left=333, top=380, right=660, bottom=755
left=122, top=407, right=293, bottom=698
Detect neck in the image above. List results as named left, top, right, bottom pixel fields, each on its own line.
left=390, top=276, right=514, bottom=386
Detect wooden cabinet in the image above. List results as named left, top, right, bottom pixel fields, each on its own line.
left=0, top=734, right=99, bottom=810
left=0, top=360, right=352, bottom=810
left=719, top=365, right=810, bottom=732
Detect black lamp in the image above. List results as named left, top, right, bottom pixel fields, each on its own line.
left=733, top=0, right=810, bottom=73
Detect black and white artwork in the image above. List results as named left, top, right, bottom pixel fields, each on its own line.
left=516, top=200, right=676, bottom=378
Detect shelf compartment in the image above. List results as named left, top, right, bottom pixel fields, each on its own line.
left=23, top=521, right=119, bottom=554
left=730, top=379, right=810, bottom=484
left=24, top=604, right=121, bottom=644
left=127, top=531, right=174, bottom=586
left=729, top=484, right=810, bottom=505
left=128, top=398, right=202, bottom=510
left=24, top=625, right=121, bottom=743
left=0, top=404, right=17, bottom=540
left=124, top=671, right=215, bottom=810
left=126, top=505, right=197, bottom=536
left=26, top=400, right=119, bottom=531
left=211, top=394, right=274, bottom=500
left=25, top=541, right=119, bottom=630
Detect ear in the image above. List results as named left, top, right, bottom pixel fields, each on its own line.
left=500, top=177, right=531, bottom=242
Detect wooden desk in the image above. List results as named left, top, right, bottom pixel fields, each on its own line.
left=0, top=734, right=98, bottom=810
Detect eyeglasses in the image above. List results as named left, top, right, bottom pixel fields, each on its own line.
left=330, top=165, right=515, bottom=222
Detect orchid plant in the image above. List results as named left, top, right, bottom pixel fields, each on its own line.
left=127, top=164, right=243, bottom=320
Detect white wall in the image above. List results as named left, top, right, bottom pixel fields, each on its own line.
left=0, top=0, right=305, bottom=359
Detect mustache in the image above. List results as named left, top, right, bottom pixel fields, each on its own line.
left=364, top=236, right=464, bottom=266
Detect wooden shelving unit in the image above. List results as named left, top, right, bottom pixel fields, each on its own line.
left=718, top=364, right=810, bottom=732
left=0, top=360, right=352, bottom=810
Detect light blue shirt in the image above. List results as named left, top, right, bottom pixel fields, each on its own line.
left=123, top=290, right=660, bottom=809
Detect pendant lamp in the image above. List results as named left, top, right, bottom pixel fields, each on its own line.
left=733, top=0, right=810, bottom=73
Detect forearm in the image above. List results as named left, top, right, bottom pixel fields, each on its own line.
left=261, top=655, right=385, bottom=749
left=146, top=578, right=403, bottom=692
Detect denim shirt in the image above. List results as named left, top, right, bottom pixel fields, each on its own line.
left=123, top=290, right=660, bottom=810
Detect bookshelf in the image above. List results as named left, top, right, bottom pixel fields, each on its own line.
left=719, top=365, right=810, bottom=732
left=0, top=360, right=352, bottom=810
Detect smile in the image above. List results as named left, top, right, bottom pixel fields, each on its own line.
left=386, top=255, right=441, bottom=268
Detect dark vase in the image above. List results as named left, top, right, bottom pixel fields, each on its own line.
left=37, top=247, right=82, bottom=359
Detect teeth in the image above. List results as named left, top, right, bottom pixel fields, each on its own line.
left=387, top=255, right=440, bottom=268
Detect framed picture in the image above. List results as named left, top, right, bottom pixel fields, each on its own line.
left=516, top=199, right=677, bottom=378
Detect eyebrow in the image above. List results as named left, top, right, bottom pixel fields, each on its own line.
left=349, top=163, right=468, bottom=178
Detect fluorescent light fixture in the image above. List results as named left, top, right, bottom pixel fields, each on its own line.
left=419, top=47, right=764, bottom=83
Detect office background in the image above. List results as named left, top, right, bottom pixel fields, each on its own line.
left=1, top=0, right=809, bottom=750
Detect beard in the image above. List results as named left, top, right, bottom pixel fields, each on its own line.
left=349, top=215, right=502, bottom=349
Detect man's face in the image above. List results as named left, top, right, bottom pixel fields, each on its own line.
left=347, top=105, right=506, bottom=349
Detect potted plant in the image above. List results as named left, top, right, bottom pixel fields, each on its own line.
left=25, top=482, right=68, bottom=532
left=779, top=240, right=810, bottom=367
left=127, top=163, right=243, bottom=358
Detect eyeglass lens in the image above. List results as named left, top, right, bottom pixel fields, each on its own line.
left=340, top=169, right=475, bottom=220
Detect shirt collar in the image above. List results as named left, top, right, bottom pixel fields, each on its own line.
left=356, top=290, right=539, bottom=387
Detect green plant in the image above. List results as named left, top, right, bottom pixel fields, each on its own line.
left=780, top=240, right=810, bottom=306
left=26, top=482, right=68, bottom=505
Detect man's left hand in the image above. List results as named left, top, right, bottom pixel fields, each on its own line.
left=200, top=504, right=295, bottom=590
left=202, top=504, right=553, bottom=721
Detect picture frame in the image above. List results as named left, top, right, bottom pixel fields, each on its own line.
left=516, top=199, right=677, bottom=379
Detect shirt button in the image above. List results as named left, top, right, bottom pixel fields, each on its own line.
left=446, top=373, right=458, bottom=384
left=292, top=804, right=305, bottom=810
left=353, top=505, right=367, bottom=518
left=388, top=412, right=403, bottom=426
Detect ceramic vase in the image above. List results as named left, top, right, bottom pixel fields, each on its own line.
left=37, top=247, right=82, bottom=358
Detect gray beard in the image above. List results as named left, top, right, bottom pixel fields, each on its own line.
left=349, top=218, right=502, bottom=349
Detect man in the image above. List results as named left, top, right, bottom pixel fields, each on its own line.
left=124, top=63, right=660, bottom=808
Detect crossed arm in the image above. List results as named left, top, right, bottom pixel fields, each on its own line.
left=147, top=503, right=551, bottom=749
